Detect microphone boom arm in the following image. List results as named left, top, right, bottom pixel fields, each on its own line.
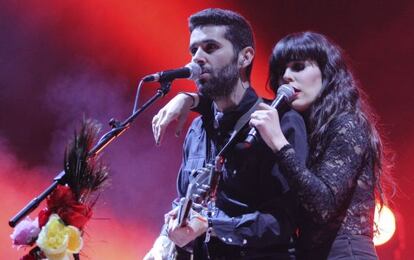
left=9, top=80, right=172, bottom=227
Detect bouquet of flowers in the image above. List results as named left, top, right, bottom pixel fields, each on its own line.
left=11, top=120, right=109, bottom=260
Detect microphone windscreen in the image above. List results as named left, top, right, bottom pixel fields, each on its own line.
left=277, top=84, right=295, bottom=102
left=186, top=62, right=202, bottom=81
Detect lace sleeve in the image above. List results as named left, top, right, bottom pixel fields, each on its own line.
left=276, top=116, right=369, bottom=224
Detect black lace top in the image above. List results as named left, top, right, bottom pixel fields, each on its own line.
left=275, top=113, right=376, bottom=254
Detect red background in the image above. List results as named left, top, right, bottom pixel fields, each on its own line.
left=1, top=1, right=413, bottom=259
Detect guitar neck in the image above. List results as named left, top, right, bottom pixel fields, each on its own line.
left=177, top=197, right=192, bottom=227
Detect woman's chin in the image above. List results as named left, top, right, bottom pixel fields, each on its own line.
left=291, top=101, right=310, bottom=113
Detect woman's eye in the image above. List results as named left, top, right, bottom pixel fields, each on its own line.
left=291, top=62, right=305, bottom=72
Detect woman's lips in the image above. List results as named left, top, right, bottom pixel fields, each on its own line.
left=291, top=86, right=301, bottom=99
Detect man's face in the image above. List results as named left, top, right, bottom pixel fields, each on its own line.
left=189, top=25, right=239, bottom=99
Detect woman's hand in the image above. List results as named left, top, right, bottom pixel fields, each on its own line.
left=152, top=93, right=198, bottom=145
left=249, top=103, right=289, bottom=152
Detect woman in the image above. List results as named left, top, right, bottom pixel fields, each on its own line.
left=152, top=31, right=393, bottom=259
left=249, top=31, right=393, bottom=259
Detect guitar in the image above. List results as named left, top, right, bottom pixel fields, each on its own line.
left=167, top=165, right=215, bottom=260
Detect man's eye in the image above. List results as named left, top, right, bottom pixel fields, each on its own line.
left=205, top=43, right=218, bottom=53
left=291, top=62, right=305, bottom=72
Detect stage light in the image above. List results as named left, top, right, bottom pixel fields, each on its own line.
left=373, top=203, right=396, bottom=246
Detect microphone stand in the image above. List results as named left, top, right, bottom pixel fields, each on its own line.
left=9, top=80, right=172, bottom=226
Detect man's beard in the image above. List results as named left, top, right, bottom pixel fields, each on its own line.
left=196, top=59, right=239, bottom=99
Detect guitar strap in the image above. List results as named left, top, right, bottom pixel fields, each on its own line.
left=169, top=96, right=264, bottom=260
left=201, top=97, right=263, bottom=259
left=206, top=97, right=263, bottom=163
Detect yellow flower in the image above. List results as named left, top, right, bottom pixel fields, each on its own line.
left=36, top=214, right=83, bottom=260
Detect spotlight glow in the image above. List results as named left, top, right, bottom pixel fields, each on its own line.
left=373, top=203, right=396, bottom=246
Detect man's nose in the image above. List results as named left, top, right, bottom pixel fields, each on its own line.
left=192, top=48, right=206, bottom=65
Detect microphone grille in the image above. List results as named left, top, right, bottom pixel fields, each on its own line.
left=277, top=84, right=295, bottom=102
left=186, top=62, right=202, bottom=81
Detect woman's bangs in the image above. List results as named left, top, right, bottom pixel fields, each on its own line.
left=275, top=36, right=322, bottom=67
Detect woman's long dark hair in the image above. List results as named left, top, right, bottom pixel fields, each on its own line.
left=268, top=31, right=394, bottom=206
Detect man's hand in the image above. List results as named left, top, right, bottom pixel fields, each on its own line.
left=167, top=209, right=208, bottom=248
left=152, top=92, right=198, bottom=145
left=144, top=207, right=181, bottom=260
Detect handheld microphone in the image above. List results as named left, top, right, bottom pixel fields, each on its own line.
left=143, top=62, right=202, bottom=82
left=243, top=84, right=295, bottom=147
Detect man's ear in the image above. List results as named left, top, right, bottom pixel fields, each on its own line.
left=238, top=46, right=255, bottom=68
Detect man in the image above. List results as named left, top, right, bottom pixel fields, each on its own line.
left=145, top=8, right=307, bottom=259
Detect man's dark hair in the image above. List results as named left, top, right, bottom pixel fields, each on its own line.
left=189, top=8, right=255, bottom=80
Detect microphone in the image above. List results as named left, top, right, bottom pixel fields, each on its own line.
left=243, top=84, right=295, bottom=147
left=143, top=62, right=202, bottom=82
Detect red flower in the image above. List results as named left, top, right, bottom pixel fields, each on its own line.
left=38, top=185, right=92, bottom=229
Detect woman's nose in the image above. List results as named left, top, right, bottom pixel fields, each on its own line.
left=282, top=68, right=294, bottom=83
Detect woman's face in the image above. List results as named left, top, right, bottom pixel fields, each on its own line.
left=280, top=60, right=323, bottom=112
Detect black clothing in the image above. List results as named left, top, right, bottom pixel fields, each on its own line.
left=275, top=113, right=377, bottom=259
left=177, top=88, right=308, bottom=258
left=324, top=235, right=377, bottom=260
